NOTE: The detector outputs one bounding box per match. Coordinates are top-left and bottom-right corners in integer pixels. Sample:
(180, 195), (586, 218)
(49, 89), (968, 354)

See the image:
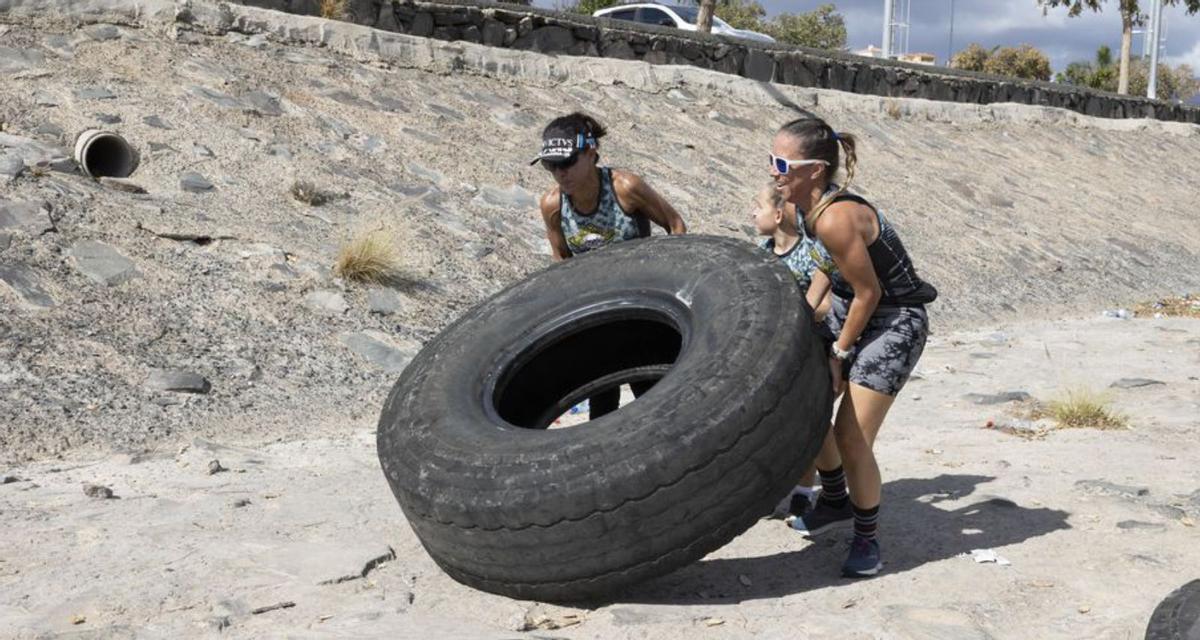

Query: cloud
(1166, 39), (1200, 69)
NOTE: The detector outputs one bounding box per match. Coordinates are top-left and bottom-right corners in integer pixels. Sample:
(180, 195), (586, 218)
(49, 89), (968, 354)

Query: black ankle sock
(817, 466), (848, 508)
(853, 503), (880, 540)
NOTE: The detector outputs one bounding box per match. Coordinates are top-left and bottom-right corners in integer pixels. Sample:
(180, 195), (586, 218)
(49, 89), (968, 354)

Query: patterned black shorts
(824, 296), (928, 397)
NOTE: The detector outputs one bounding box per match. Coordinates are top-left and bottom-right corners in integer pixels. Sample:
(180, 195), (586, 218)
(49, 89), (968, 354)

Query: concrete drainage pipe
(73, 130), (139, 178)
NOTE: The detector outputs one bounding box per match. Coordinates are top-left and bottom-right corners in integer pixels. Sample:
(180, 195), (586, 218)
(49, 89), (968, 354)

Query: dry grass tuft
(334, 227), (402, 285)
(319, 0), (348, 19)
(1043, 388), (1127, 430)
(885, 100), (903, 120)
(1133, 293), (1200, 318)
(290, 180), (329, 206)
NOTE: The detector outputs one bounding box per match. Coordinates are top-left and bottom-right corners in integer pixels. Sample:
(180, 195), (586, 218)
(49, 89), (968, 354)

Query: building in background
(854, 44), (885, 58)
(897, 52), (936, 65)
(853, 45), (935, 66)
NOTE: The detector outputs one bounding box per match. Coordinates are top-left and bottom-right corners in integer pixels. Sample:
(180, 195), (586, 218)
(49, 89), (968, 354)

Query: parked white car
(593, 3), (776, 44)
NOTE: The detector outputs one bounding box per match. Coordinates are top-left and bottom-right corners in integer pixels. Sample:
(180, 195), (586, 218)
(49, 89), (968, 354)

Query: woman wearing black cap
(534, 111), (687, 419)
(534, 112), (686, 260)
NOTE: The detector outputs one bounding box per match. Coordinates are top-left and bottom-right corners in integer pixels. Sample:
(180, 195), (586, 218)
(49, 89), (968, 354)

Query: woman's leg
(772, 428), (836, 519)
(833, 383), (895, 509)
(833, 306), (927, 576)
(833, 383), (896, 577)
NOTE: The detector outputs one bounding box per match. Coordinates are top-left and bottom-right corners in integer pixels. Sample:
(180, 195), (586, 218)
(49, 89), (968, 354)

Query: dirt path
(3, 314), (1197, 639)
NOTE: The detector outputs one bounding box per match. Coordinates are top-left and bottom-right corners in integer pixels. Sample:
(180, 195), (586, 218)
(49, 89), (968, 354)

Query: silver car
(593, 3), (776, 44)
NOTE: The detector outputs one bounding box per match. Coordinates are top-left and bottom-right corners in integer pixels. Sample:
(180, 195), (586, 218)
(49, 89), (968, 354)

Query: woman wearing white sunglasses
(770, 115), (937, 578)
(533, 111), (687, 419)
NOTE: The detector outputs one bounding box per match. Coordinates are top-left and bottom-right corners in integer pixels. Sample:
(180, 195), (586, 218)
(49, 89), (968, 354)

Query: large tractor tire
(377, 235), (832, 601)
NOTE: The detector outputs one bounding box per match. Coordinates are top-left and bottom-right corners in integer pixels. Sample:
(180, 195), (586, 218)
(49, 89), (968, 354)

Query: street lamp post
(947, 0), (955, 65)
(1148, 0), (1164, 99)
(882, 0), (894, 58)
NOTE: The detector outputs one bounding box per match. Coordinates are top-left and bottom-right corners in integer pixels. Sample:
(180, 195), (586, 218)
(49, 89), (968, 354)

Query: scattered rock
(0, 232), (10, 251)
(473, 184), (537, 210)
(83, 24), (122, 41)
(190, 85), (241, 108)
(83, 483), (114, 499)
(428, 103), (465, 121)
(0, 46), (46, 74)
(387, 182), (431, 198)
(367, 288), (404, 315)
(316, 116), (354, 140)
(232, 498), (251, 508)
(408, 162), (445, 187)
(706, 109), (756, 130)
(69, 240), (140, 286)
(2, 475), (18, 484)
(1117, 520), (1166, 531)
(146, 369), (212, 394)
(1075, 479), (1150, 500)
(0, 152), (23, 181)
(192, 143), (214, 158)
(35, 122), (63, 137)
(74, 86), (117, 100)
(1109, 378), (1165, 389)
(304, 290), (349, 314)
(94, 113), (122, 124)
(98, 177), (147, 194)
(236, 127), (262, 141)
(989, 417), (1050, 439)
(0, 263), (56, 308)
(324, 90), (375, 109)
(241, 33), (268, 49)
(369, 93), (407, 112)
(0, 132), (73, 171)
(180, 172), (215, 192)
(464, 242), (494, 259)
(0, 200), (53, 234)
(340, 331), (416, 373)
(207, 460), (226, 475)
(42, 35), (74, 58)
(964, 391), (1032, 405)
(142, 115), (173, 129)
(242, 89), (282, 116)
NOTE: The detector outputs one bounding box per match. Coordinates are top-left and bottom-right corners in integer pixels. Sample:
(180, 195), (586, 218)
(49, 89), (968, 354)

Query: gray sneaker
(841, 535), (883, 577)
(786, 499), (853, 537)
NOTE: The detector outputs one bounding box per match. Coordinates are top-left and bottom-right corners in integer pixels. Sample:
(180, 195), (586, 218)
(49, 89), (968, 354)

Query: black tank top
(800, 188), (937, 306)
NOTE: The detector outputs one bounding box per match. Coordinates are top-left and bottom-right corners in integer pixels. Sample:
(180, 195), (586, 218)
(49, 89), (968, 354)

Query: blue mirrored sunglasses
(769, 154), (829, 175)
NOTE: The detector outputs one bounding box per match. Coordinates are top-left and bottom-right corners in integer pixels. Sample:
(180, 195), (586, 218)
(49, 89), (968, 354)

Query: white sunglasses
(769, 154), (829, 175)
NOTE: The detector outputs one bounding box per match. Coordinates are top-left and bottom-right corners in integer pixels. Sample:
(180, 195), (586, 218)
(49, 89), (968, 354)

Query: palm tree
(697, 0), (716, 32)
(1038, 0), (1200, 95)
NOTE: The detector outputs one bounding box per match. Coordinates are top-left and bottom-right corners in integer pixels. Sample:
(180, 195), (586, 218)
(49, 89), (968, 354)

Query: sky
(785, 0), (1200, 75)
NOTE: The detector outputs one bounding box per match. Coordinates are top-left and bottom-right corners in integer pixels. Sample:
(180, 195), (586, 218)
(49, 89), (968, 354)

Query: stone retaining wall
(231, 0), (1200, 123)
